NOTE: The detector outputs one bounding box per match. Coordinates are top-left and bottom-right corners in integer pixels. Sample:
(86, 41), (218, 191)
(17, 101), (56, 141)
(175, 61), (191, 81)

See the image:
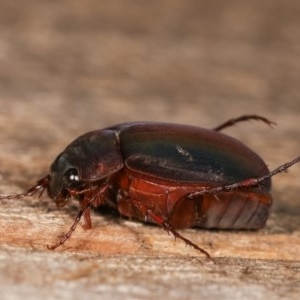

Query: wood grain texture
(0, 1), (299, 299)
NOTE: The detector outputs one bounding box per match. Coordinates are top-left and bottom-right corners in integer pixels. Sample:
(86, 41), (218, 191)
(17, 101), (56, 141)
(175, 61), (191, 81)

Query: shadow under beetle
(1, 115), (299, 260)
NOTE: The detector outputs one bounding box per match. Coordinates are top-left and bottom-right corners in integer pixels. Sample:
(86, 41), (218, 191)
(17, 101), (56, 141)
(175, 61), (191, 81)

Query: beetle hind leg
(129, 199), (214, 261)
(161, 220), (214, 262)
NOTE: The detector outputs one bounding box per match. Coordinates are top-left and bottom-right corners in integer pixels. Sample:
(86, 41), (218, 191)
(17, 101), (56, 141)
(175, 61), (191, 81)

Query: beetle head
(46, 129), (124, 206)
(0, 129), (124, 206)
(47, 153), (82, 206)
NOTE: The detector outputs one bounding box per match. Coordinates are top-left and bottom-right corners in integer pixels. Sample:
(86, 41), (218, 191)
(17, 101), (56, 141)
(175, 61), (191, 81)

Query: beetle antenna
(213, 115), (276, 131)
(0, 175), (50, 200)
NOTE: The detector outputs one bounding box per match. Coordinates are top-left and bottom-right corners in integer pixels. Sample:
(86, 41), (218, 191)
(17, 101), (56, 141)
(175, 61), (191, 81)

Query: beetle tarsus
(48, 201), (92, 250)
(48, 184), (110, 249)
(162, 221), (215, 262)
(0, 175), (49, 200)
(133, 202), (214, 261)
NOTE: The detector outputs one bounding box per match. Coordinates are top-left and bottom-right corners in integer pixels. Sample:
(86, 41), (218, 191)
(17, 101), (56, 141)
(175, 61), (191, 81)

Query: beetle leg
(213, 115), (276, 131)
(167, 196), (198, 229)
(129, 199), (214, 261)
(161, 220), (215, 262)
(82, 207), (92, 229)
(0, 175), (50, 200)
(47, 183), (109, 250)
(47, 200), (90, 250)
(190, 156), (300, 197)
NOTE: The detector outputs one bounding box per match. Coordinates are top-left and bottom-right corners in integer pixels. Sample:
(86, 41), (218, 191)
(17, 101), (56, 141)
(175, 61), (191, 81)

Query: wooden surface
(0, 1), (300, 299)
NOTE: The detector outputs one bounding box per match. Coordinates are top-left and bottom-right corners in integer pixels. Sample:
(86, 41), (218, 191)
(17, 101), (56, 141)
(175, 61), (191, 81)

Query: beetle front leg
(47, 201), (90, 250)
(47, 183), (110, 250)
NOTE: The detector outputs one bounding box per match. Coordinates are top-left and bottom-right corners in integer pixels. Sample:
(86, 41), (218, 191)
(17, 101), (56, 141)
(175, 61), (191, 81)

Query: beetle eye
(63, 168), (80, 187)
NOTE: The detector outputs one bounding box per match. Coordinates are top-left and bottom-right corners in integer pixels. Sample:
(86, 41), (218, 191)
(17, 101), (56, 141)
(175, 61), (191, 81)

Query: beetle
(1, 115), (299, 260)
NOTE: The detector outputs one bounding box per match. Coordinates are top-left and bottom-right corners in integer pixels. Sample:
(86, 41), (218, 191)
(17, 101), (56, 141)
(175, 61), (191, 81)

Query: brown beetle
(1, 115), (299, 260)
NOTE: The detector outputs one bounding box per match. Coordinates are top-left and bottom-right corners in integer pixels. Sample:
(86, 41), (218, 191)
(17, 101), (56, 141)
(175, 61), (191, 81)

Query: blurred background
(0, 1), (299, 299)
(0, 0), (299, 206)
